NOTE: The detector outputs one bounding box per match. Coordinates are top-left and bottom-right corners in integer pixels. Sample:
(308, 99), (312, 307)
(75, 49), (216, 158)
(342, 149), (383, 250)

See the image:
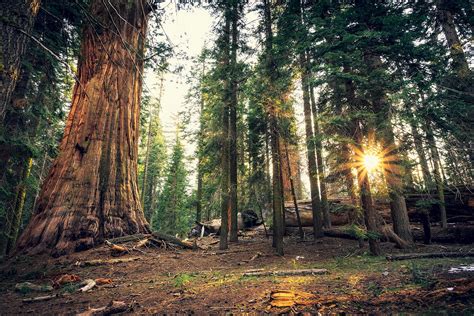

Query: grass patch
(61, 282), (82, 293)
(238, 275), (258, 283)
(406, 262), (437, 289)
(173, 273), (197, 288)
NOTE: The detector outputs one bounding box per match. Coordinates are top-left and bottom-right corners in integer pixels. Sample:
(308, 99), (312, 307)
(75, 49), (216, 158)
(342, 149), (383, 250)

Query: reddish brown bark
(16, 0), (151, 256)
(280, 139), (302, 201)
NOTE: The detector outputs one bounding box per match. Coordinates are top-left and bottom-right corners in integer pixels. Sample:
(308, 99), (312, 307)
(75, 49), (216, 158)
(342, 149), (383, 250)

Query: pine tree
(0, 0), (41, 122)
(151, 133), (190, 237)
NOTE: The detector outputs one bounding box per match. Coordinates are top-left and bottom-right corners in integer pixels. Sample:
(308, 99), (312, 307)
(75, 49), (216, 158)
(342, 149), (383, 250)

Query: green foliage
(138, 91), (168, 222)
(0, 0), (85, 253)
(151, 134), (192, 237)
(346, 224), (368, 240)
(367, 281), (383, 297)
(408, 262), (436, 289)
(173, 273), (197, 288)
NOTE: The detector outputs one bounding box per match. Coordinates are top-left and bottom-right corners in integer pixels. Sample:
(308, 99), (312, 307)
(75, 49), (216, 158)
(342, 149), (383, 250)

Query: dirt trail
(0, 232), (473, 314)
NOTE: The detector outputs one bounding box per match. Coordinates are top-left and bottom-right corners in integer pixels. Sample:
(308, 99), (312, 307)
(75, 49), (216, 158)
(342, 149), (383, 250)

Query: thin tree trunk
(0, 66), (31, 255)
(342, 144), (360, 224)
(358, 165), (381, 256)
(365, 54), (413, 244)
(16, 0), (151, 256)
(219, 2), (232, 251)
(0, 0), (40, 123)
(197, 59), (205, 223)
(309, 82), (330, 228)
(344, 69), (380, 255)
(1, 65), (51, 255)
(142, 74), (163, 222)
(436, 0), (474, 171)
(264, 132), (272, 205)
(409, 114), (433, 189)
(284, 142), (304, 239)
(229, 0), (239, 242)
(300, 61), (323, 238)
(5, 157), (32, 254)
(354, 126), (381, 256)
(425, 120), (447, 228)
(141, 111), (152, 208)
(436, 0), (472, 79)
(296, 1), (323, 238)
(263, 0), (283, 255)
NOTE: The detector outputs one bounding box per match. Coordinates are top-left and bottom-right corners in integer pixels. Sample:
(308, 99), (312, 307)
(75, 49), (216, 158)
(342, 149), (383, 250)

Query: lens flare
(363, 154), (380, 172)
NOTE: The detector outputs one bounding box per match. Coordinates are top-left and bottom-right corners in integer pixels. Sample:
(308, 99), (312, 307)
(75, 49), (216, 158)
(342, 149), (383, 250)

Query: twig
(242, 268), (328, 277)
(22, 294), (62, 303)
(386, 252), (474, 261)
(75, 257), (141, 267)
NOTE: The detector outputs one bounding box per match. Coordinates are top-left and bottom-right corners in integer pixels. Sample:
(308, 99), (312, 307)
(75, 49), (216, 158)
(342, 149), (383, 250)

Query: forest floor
(0, 227), (473, 315)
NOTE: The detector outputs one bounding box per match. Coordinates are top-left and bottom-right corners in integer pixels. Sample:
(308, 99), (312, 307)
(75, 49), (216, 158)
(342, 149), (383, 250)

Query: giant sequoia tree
(16, 0), (153, 255)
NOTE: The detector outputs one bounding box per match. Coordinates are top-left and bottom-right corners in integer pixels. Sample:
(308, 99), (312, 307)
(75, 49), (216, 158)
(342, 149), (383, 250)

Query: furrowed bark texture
(0, 0), (40, 123)
(16, 0), (151, 256)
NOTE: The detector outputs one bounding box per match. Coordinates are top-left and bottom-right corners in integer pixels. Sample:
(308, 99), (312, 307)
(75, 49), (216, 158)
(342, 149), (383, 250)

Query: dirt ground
(0, 228), (473, 315)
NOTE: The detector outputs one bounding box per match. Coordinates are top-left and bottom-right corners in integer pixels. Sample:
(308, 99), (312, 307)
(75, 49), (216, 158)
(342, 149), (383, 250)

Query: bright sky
(145, 4), (214, 139)
(143, 2), (310, 194)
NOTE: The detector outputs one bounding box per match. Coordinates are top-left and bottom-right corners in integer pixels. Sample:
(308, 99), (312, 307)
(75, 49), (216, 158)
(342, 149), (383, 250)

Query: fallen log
(323, 229), (358, 240)
(77, 300), (129, 316)
(151, 232), (196, 249)
(412, 225), (474, 244)
(238, 252), (263, 265)
(22, 294), (62, 303)
(75, 257), (141, 267)
(106, 234), (151, 244)
(105, 240), (129, 255)
(386, 252), (474, 261)
(242, 268), (328, 277)
(323, 225), (410, 249)
(78, 279), (96, 292)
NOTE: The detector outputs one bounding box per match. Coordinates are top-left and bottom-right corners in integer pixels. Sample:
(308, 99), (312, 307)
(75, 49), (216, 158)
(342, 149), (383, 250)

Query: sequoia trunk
(16, 0), (151, 256)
